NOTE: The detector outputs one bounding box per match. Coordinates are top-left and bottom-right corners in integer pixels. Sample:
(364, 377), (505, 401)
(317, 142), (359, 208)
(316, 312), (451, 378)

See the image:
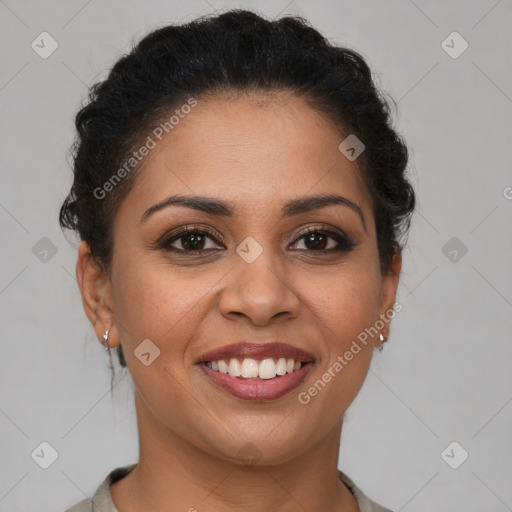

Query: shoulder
(63, 478), (112, 512)
(64, 497), (93, 512)
(64, 463), (137, 512)
(338, 470), (395, 512)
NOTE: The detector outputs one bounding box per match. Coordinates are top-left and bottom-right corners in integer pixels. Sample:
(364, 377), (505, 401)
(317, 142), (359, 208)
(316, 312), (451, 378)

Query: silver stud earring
(102, 329), (110, 351)
(378, 333), (387, 352)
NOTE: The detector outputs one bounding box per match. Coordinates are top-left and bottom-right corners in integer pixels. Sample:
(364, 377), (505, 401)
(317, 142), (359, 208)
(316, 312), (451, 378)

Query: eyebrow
(140, 193), (366, 231)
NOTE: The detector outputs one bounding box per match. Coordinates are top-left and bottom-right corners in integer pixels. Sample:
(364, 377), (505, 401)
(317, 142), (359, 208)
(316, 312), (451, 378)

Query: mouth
(196, 342), (315, 401)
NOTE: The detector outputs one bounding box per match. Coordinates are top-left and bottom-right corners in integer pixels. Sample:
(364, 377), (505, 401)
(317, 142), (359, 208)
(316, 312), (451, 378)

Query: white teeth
(206, 357), (305, 379)
(218, 360), (229, 374)
(228, 358), (241, 377)
(276, 357), (287, 375)
(259, 358), (277, 379)
(241, 358), (259, 378)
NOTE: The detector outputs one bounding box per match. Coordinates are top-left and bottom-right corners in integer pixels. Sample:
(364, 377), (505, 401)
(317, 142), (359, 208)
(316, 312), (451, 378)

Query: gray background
(1, 0), (511, 510)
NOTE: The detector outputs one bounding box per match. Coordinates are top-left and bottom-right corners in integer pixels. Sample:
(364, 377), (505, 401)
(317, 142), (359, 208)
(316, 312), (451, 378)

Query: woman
(61, 9), (414, 512)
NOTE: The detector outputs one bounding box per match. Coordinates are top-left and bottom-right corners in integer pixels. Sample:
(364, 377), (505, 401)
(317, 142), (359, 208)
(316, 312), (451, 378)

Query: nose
(218, 250), (301, 326)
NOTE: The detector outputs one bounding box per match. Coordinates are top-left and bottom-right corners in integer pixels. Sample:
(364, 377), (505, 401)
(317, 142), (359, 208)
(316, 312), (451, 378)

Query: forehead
(119, 91), (372, 222)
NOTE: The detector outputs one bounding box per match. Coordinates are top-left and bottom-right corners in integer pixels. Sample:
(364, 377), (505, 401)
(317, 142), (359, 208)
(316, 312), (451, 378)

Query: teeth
(241, 358), (259, 378)
(276, 357), (287, 375)
(218, 360), (229, 374)
(259, 358), (277, 379)
(206, 357), (305, 379)
(228, 358), (241, 377)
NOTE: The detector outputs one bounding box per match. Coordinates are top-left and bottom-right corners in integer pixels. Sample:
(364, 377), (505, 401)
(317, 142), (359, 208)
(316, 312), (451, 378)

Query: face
(78, 91), (401, 465)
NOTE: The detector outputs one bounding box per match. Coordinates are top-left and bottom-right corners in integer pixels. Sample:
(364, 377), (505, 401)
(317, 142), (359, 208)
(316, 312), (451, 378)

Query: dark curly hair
(59, 9), (415, 369)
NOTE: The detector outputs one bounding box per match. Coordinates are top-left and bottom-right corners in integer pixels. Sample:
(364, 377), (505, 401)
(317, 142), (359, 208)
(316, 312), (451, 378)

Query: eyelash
(156, 224), (357, 256)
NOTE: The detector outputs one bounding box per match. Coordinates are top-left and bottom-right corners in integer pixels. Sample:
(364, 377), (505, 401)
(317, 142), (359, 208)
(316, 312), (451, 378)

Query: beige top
(65, 463), (393, 512)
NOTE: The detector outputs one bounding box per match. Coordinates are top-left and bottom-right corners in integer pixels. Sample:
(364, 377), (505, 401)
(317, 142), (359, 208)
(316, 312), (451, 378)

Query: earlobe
(378, 247), (402, 340)
(76, 241), (117, 345)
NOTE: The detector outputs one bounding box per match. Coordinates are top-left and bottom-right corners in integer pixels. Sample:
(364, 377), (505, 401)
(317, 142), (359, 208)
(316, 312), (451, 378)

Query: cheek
(109, 254), (226, 446)
(111, 262), (200, 346)
(110, 248), (226, 371)
(296, 284), (378, 426)
(302, 256), (382, 343)
(109, 260), (198, 408)
(296, 255), (381, 400)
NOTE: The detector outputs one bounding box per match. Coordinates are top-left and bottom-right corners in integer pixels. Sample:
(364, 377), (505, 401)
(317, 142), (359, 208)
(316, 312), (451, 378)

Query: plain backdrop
(1, 1), (511, 511)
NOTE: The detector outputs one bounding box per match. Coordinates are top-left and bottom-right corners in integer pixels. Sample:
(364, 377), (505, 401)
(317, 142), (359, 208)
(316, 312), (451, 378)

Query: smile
(205, 357), (303, 379)
(197, 342), (315, 401)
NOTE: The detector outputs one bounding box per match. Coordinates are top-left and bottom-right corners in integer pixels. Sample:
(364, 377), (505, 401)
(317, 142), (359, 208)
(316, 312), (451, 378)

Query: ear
(76, 240), (119, 348)
(377, 246), (402, 342)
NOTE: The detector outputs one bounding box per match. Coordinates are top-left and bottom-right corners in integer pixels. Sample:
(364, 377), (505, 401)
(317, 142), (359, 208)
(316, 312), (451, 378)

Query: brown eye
(159, 227), (224, 253)
(174, 232), (208, 251)
(290, 227), (356, 253)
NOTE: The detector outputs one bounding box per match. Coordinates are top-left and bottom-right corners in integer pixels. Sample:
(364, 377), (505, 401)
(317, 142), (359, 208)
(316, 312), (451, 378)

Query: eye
(159, 226), (224, 253)
(289, 226), (356, 253)
(156, 224), (357, 255)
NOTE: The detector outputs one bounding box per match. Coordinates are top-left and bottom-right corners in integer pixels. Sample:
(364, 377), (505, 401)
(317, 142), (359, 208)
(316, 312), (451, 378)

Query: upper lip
(197, 342), (315, 363)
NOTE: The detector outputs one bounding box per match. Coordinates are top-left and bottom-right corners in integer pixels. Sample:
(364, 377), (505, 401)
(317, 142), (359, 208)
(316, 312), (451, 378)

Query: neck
(110, 392), (360, 512)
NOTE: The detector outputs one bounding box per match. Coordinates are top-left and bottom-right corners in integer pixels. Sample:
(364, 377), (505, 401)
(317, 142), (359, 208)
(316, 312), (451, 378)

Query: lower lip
(198, 362), (314, 401)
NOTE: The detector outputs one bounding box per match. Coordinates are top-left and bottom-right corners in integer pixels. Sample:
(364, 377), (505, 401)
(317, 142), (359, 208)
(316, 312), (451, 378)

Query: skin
(77, 90), (402, 511)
